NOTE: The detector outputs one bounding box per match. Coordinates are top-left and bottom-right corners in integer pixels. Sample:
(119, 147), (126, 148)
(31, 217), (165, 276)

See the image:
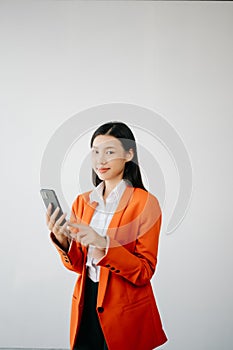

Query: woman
(46, 121), (168, 350)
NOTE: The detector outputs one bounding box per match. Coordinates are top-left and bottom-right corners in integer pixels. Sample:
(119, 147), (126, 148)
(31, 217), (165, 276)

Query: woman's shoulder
(125, 187), (161, 214)
(133, 187), (160, 203)
(72, 190), (92, 205)
(132, 188), (162, 224)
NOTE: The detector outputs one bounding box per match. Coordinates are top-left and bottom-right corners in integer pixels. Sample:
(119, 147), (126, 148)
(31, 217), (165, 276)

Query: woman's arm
(96, 193), (162, 286)
(50, 232), (84, 274)
(49, 195), (85, 274)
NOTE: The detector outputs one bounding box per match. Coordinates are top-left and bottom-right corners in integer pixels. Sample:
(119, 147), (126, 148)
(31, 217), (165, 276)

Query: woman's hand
(46, 203), (71, 251)
(67, 222), (107, 249)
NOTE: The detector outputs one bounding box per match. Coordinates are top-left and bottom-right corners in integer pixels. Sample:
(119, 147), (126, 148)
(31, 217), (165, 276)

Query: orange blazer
(51, 185), (168, 350)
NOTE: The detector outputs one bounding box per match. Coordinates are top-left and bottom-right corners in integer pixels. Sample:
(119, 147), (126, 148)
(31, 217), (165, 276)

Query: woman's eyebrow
(92, 146), (116, 149)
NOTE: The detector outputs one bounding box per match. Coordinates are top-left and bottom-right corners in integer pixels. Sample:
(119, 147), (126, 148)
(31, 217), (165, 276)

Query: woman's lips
(98, 168), (110, 173)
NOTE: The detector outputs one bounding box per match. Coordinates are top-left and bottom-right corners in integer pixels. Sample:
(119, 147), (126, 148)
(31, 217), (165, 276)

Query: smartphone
(40, 188), (66, 226)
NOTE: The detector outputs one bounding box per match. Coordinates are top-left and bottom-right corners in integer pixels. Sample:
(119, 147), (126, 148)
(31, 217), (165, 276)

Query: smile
(98, 168), (110, 173)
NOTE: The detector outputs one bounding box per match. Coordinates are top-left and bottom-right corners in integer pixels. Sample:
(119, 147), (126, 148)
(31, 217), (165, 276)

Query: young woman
(46, 121), (168, 350)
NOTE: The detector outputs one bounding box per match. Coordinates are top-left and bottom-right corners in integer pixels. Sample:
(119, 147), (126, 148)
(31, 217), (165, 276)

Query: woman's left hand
(67, 222), (107, 249)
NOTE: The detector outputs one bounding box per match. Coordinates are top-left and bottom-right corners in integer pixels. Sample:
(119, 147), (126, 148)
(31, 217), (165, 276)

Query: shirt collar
(89, 179), (128, 204)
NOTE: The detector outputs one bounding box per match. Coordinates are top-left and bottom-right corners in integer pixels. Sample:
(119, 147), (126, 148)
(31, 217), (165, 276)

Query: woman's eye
(92, 149), (114, 155)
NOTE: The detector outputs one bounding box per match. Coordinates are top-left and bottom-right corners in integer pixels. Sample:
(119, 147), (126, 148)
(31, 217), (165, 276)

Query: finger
(68, 223), (88, 230)
(49, 207), (60, 225)
(46, 203), (52, 224)
(46, 203), (52, 215)
(63, 227), (73, 237)
(77, 235), (87, 246)
(47, 223), (53, 231)
(68, 226), (79, 234)
(57, 224), (70, 237)
(66, 222), (81, 234)
(61, 221), (72, 236)
(56, 212), (67, 226)
(76, 233), (91, 247)
(49, 212), (64, 233)
(76, 232), (87, 241)
(69, 232), (77, 240)
(61, 219), (69, 229)
(48, 221), (57, 231)
(53, 222), (67, 236)
(74, 232), (82, 243)
(80, 236), (90, 247)
(67, 222), (79, 228)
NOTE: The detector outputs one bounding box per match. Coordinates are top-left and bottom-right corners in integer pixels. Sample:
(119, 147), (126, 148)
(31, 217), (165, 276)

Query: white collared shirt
(87, 179), (127, 282)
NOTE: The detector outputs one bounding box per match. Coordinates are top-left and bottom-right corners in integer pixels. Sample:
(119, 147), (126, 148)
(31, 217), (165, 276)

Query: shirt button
(97, 307), (104, 313)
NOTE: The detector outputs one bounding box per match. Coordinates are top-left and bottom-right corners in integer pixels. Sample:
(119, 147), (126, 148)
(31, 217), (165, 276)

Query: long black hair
(90, 121), (147, 191)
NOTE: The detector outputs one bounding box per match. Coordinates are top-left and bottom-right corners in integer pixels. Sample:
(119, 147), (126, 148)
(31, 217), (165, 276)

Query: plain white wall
(0, 1), (233, 349)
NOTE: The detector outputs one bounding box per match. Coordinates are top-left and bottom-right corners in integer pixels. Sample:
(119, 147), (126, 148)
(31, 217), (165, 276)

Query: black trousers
(74, 276), (108, 350)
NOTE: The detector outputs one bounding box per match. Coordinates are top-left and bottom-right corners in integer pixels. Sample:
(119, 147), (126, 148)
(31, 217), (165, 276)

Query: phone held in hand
(40, 188), (67, 226)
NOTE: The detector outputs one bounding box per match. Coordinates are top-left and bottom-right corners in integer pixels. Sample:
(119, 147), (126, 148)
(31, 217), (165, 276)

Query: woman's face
(91, 135), (133, 183)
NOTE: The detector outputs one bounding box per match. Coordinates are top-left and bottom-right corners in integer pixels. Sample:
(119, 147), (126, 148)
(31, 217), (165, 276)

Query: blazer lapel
(107, 185), (134, 238)
(82, 197), (98, 224)
(97, 185), (134, 307)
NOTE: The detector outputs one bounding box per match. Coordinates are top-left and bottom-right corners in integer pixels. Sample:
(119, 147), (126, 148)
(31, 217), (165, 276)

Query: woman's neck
(103, 179), (123, 199)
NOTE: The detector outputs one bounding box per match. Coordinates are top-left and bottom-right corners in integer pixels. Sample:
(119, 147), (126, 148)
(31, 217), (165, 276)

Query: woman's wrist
(56, 234), (69, 252)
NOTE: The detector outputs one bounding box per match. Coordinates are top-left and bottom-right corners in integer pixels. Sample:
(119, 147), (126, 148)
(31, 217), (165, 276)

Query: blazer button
(97, 307), (104, 313)
(110, 267), (115, 271)
(105, 264), (111, 268)
(115, 269), (120, 273)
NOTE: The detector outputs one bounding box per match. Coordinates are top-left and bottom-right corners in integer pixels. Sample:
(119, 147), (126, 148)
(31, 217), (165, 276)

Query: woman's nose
(99, 157), (107, 164)
(96, 153), (107, 164)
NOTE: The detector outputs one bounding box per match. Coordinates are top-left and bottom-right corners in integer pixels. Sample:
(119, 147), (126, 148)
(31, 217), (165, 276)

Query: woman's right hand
(46, 203), (70, 251)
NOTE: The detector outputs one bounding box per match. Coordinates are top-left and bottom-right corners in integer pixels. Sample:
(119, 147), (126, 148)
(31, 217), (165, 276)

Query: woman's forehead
(92, 135), (122, 148)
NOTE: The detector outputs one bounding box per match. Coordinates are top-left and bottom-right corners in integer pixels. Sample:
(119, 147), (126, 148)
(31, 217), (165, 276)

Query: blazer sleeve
(96, 192), (162, 286)
(50, 195), (84, 274)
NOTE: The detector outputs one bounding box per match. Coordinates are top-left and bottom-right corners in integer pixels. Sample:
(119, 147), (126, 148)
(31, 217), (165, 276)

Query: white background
(0, 1), (233, 349)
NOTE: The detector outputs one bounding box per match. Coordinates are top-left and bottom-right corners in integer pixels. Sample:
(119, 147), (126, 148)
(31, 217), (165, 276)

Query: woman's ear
(125, 148), (134, 162)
